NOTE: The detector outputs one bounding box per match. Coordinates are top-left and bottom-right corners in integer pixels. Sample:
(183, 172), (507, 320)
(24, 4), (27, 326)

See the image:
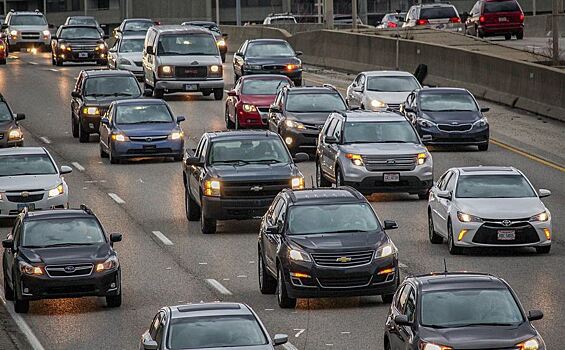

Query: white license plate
(498, 17), (508, 22)
(184, 84), (198, 91)
(497, 230), (515, 240)
(383, 173), (400, 182)
(17, 203), (35, 211)
(78, 52), (88, 58)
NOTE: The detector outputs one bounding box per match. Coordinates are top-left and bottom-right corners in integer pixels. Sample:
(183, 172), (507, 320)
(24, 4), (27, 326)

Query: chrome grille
(45, 263), (94, 278)
(437, 123), (472, 132)
(128, 135), (168, 142)
(301, 122), (323, 131)
(362, 155), (416, 172)
(311, 250), (374, 267)
(262, 64), (285, 70)
(6, 193), (44, 203)
(73, 44), (98, 51)
(387, 103), (401, 110)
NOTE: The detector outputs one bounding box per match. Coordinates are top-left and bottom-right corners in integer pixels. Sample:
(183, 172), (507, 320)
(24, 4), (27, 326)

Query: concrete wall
(525, 14), (565, 37)
(220, 25), (290, 51)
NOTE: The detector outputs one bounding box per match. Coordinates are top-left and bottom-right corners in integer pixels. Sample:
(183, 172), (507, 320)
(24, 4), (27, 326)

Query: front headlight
(60, 44), (68, 50)
(216, 39), (226, 47)
(170, 131), (184, 140)
(96, 255), (119, 272)
(10, 30), (18, 37)
(48, 184), (64, 198)
(417, 118), (435, 128)
(457, 211), (483, 223)
(529, 211), (549, 222)
(285, 63), (301, 71)
(417, 152), (427, 165)
(375, 242), (397, 258)
(291, 177), (304, 190)
(42, 30), (50, 36)
(242, 104), (257, 113)
(82, 106), (100, 115)
(517, 337), (541, 350)
(111, 133), (127, 142)
(19, 261), (43, 276)
(345, 153), (364, 166)
(473, 117), (488, 127)
(285, 120), (305, 129)
(118, 57), (132, 66)
(204, 179), (221, 196)
(370, 99), (387, 109)
(8, 128), (23, 141)
(159, 65), (174, 77)
(209, 65), (222, 76)
(289, 248), (311, 262)
(97, 43), (106, 50)
(420, 342), (452, 350)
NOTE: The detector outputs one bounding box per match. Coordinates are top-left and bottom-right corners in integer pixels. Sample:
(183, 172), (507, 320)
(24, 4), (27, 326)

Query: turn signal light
(458, 229), (468, 241)
(377, 267), (395, 275)
(479, 16), (486, 23)
(449, 17), (461, 23)
(417, 19), (429, 25)
(543, 228), (551, 240)
(290, 272), (311, 279)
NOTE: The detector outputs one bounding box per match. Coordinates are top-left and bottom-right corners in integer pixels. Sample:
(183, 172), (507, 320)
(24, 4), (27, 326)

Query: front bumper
(201, 195), (275, 220)
(8, 36), (50, 48)
(236, 107), (269, 128)
(419, 125), (489, 146)
(0, 193), (67, 218)
(155, 78), (224, 92)
(80, 114), (102, 134)
(57, 50), (107, 62)
(113, 138), (184, 158)
(0, 132), (24, 147)
(280, 126), (320, 153)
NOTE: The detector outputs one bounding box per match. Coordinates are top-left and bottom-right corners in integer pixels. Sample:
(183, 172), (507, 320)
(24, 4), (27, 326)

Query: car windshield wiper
(323, 229), (370, 234)
(448, 322), (516, 328)
(376, 140), (409, 143)
(248, 159), (286, 164)
(86, 93), (135, 97)
(23, 243), (97, 248)
(123, 120), (171, 124)
(0, 172), (52, 177)
(213, 160), (251, 165)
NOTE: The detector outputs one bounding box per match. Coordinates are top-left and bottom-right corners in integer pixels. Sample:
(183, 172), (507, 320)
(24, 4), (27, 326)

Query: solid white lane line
(0, 291), (46, 350)
(71, 162), (85, 172)
(152, 231), (173, 246)
(107, 193), (125, 204)
(49, 68), (58, 72)
(39, 137), (51, 144)
(29, 62), (38, 65)
(283, 342), (299, 350)
(205, 279), (233, 295)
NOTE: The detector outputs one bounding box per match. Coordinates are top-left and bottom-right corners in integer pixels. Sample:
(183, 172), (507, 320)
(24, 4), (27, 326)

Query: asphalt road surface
(0, 52), (564, 350)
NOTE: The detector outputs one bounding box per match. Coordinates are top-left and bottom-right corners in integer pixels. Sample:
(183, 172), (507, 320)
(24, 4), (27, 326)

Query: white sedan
(427, 166), (552, 254)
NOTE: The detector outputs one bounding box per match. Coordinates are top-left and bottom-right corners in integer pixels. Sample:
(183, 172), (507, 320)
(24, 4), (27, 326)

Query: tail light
(449, 17), (461, 23)
(417, 19), (429, 25)
(388, 22), (398, 28)
(519, 13), (525, 22)
(479, 15), (486, 23)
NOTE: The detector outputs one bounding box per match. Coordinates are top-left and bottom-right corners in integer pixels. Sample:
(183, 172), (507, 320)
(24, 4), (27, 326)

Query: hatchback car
(403, 3), (463, 32)
(181, 21), (228, 62)
(108, 34), (145, 80)
(465, 0), (524, 39)
(2, 206), (122, 313)
(0, 93), (25, 147)
(99, 99), (185, 164)
(0, 147), (71, 219)
(384, 272), (546, 350)
(51, 25), (108, 66)
(258, 187), (399, 308)
(428, 166), (552, 254)
(113, 18), (154, 38)
(225, 74), (292, 129)
(139, 303), (288, 350)
(403, 88), (490, 151)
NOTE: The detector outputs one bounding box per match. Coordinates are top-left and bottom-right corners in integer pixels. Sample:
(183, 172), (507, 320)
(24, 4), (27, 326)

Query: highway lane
(0, 52), (564, 349)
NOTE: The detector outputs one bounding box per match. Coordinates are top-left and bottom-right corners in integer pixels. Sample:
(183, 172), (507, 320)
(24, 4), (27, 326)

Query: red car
(225, 75), (293, 129)
(465, 0), (524, 40)
(0, 36), (7, 65)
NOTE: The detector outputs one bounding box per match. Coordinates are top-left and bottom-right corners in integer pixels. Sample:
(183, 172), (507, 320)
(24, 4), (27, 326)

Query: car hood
(208, 163), (296, 181)
(0, 120), (16, 131)
(83, 94), (141, 108)
(19, 243), (112, 265)
(420, 323), (536, 349)
(422, 110), (481, 123)
(364, 90), (411, 105)
(59, 38), (103, 44)
(244, 56), (301, 66)
(240, 94), (277, 107)
(455, 198), (545, 219)
(289, 231), (387, 252)
(117, 122), (177, 137)
(339, 142), (426, 156)
(0, 174), (61, 192)
(118, 51), (143, 62)
(9, 25), (49, 31)
(158, 55), (221, 65)
(286, 111), (331, 125)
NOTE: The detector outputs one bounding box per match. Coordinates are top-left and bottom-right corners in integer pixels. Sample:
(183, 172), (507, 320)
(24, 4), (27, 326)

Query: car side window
(149, 314), (160, 339)
(154, 320), (164, 348)
(269, 198), (285, 225)
(12, 219), (22, 246)
(438, 172), (452, 190)
(325, 118), (338, 137)
(436, 172), (448, 190)
(275, 199), (287, 226)
(358, 74), (366, 87)
(268, 198), (281, 223)
(332, 120), (343, 140)
(398, 284), (412, 313)
(404, 289), (417, 321)
(394, 285), (406, 311)
(445, 172), (457, 193)
(74, 74), (83, 94)
(200, 138), (209, 161)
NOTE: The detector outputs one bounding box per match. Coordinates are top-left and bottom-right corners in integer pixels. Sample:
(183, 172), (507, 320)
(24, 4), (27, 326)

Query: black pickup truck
(183, 130), (308, 234)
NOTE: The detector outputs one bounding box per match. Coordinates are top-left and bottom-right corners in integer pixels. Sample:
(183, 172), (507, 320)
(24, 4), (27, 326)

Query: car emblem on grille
(145, 137), (153, 142)
(250, 185), (263, 192)
(64, 266), (76, 273)
(336, 257), (352, 263)
(190, 61), (199, 65)
(386, 159), (396, 164)
(502, 220), (512, 226)
(21, 191), (30, 197)
(451, 121), (459, 125)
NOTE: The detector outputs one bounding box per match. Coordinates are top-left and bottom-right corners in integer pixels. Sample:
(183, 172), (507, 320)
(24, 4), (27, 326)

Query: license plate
(184, 84), (198, 91)
(383, 173), (400, 182)
(498, 17), (508, 22)
(497, 230), (515, 240)
(78, 52), (88, 58)
(17, 203), (35, 211)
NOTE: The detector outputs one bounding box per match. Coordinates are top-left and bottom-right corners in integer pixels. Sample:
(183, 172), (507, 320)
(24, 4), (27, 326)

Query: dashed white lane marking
(152, 231), (173, 246)
(340, 331), (351, 335)
(205, 279), (233, 295)
(283, 342), (299, 350)
(108, 193), (125, 204)
(0, 291), (46, 350)
(236, 275), (247, 278)
(39, 136), (51, 144)
(399, 262), (408, 269)
(198, 262), (208, 265)
(29, 61), (38, 65)
(71, 162), (85, 172)
(294, 329), (306, 338)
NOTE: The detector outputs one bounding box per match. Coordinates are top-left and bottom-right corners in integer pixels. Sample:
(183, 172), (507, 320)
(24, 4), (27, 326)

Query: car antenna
(443, 258), (448, 275)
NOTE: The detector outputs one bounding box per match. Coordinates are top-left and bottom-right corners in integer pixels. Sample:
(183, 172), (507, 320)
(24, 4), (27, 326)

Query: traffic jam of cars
(0, 4), (556, 350)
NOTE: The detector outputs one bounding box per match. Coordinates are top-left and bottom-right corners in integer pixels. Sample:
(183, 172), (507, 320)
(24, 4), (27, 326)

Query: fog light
(543, 228), (551, 240)
(285, 137), (293, 145)
(110, 282), (116, 288)
(30, 48), (38, 54)
(290, 272), (311, 279)
(23, 288), (29, 293)
(458, 229), (468, 241)
(377, 267), (395, 275)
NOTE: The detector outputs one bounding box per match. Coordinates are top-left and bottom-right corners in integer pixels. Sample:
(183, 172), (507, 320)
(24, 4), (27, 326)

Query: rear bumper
(201, 195), (275, 220)
(244, 69), (302, 82)
(155, 78), (224, 92)
(480, 23), (523, 35)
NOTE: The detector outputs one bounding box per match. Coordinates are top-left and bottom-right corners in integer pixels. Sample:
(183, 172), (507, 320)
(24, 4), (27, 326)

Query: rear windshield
(484, 1), (521, 13)
(10, 15), (47, 26)
(420, 7), (458, 19)
(158, 33), (218, 56)
(0, 103), (13, 122)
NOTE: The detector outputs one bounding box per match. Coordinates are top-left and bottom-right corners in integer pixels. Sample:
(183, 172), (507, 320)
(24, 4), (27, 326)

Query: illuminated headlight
(242, 104), (257, 112)
(286, 63), (301, 71)
(289, 248), (311, 262)
(345, 153), (364, 166)
(209, 64), (222, 76)
(285, 120), (305, 129)
(82, 106), (100, 115)
(97, 43), (106, 50)
(417, 118), (434, 128)
(170, 131), (184, 140)
(457, 211), (483, 223)
(370, 99), (387, 109)
(96, 255), (119, 272)
(417, 152), (427, 165)
(517, 338), (540, 350)
(48, 184), (64, 198)
(8, 128), (23, 141)
(375, 242), (397, 258)
(529, 211), (549, 222)
(10, 30), (18, 37)
(42, 30), (50, 36)
(216, 39), (226, 47)
(291, 177), (305, 190)
(474, 117), (488, 127)
(420, 342), (452, 350)
(60, 44), (68, 50)
(111, 133), (127, 142)
(204, 179), (221, 196)
(19, 261), (43, 276)
(159, 65), (174, 77)
(118, 58), (132, 66)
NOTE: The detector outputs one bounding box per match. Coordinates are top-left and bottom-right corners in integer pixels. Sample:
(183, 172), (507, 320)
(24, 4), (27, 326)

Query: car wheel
(185, 187), (200, 221)
(55, 56), (63, 66)
(202, 89), (212, 97)
(235, 114), (240, 130)
(335, 167), (344, 187)
(418, 189), (430, 200)
(109, 144), (122, 164)
(277, 265), (296, 309)
(428, 209), (443, 244)
(51, 54), (56, 65)
(504, 33), (512, 40)
(99, 142), (108, 158)
(258, 252), (277, 294)
(3, 274), (14, 301)
(293, 78), (302, 87)
(213, 89), (224, 101)
(71, 114), (79, 138)
(536, 245), (551, 254)
(478, 143), (489, 151)
(221, 53), (226, 63)
(381, 293), (394, 303)
(447, 221), (463, 255)
(153, 88), (164, 99)
(200, 199), (217, 234)
(14, 275), (29, 315)
(225, 106), (235, 129)
(106, 292), (122, 308)
(516, 31), (524, 40)
(173, 154), (183, 162)
(316, 160), (331, 187)
(78, 122), (90, 143)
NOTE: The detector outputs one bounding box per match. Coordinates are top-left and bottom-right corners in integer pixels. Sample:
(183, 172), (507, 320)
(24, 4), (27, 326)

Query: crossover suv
(51, 25), (108, 66)
(465, 0), (524, 39)
(268, 85), (348, 154)
(181, 21), (228, 62)
(2, 206), (122, 313)
(139, 303), (288, 350)
(71, 69), (143, 143)
(428, 166), (552, 254)
(384, 272), (546, 350)
(225, 74), (293, 129)
(183, 131), (308, 234)
(346, 71), (422, 111)
(0, 147), (71, 218)
(64, 16), (105, 36)
(143, 25), (224, 99)
(1, 10), (51, 51)
(263, 13), (297, 25)
(233, 39), (303, 86)
(403, 3), (463, 32)
(99, 99), (185, 163)
(0, 93), (25, 147)
(258, 187), (399, 308)
(403, 88), (490, 151)
(108, 34), (145, 80)
(316, 110), (433, 199)
(113, 18), (154, 38)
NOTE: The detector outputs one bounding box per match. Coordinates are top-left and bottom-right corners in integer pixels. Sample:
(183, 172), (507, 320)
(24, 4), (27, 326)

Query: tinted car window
(84, 76), (141, 97)
(167, 315), (268, 349)
(456, 174), (536, 198)
(420, 7), (458, 19)
(115, 104), (173, 124)
(286, 93), (346, 113)
(269, 18), (297, 24)
(242, 79), (290, 95)
(119, 38), (145, 53)
(484, 0), (520, 13)
(209, 139), (290, 164)
(366, 76), (421, 92)
(22, 218), (106, 247)
(0, 103), (12, 122)
(11, 15), (46, 25)
(68, 18), (97, 26)
(158, 34), (217, 56)
(60, 27), (101, 39)
(420, 92), (478, 112)
(343, 121), (420, 144)
(287, 203), (380, 235)
(0, 154), (57, 176)
(124, 21), (153, 31)
(246, 42), (294, 57)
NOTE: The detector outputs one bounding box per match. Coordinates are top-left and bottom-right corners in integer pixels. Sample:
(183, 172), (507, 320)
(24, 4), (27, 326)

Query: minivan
(465, 0), (524, 39)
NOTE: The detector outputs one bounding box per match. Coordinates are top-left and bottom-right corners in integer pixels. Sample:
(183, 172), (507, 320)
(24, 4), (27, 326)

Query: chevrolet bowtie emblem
(250, 185), (263, 192)
(336, 256), (352, 263)
(21, 191), (30, 197)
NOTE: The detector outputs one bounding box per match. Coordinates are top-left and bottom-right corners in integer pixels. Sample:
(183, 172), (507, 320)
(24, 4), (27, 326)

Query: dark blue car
(99, 99), (185, 164)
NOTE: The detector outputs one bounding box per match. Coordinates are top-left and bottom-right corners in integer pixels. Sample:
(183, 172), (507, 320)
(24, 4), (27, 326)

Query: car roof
(112, 99), (166, 106)
(419, 3), (456, 7)
(418, 87), (469, 94)
(363, 70), (416, 77)
(123, 18), (153, 22)
(455, 166), (521, 176)
(23, 209), (95, 221)
(287, 86), (338, 94)
(67, 16), (96, 19)
(9, 11), (44, 15)
(248, 38), (289, 44)
(408, 272), (508, 292)
(153, 25), (210, 34)
(286, 187), (365, 205)
(0, 147), (46, 156)
(60, 24), (100, 29)
(83, 69), (135, 77)
(183, 21), (217, 25)
(169, 303), (253, 319)
(338, 110), (408, 122)
(206, 130), (280, 141)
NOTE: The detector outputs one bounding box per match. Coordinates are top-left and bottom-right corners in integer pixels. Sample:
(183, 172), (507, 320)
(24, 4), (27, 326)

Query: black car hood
(0, 120), (16, 131)
(244, 56), (301, 66)
(19, 243), (112, 265)
(421, 110), (481, 123)
(83, 95), (140, 108)
(59, 38), (103, 44)
(420, 323), (537, 349)
(208, 163), (296, 181)
(285, 111), (332, 125)
(289, 231), (387, 252)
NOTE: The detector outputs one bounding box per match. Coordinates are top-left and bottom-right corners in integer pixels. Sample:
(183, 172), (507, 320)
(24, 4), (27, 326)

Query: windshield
(241, 78), (290, 95)
(246, 42), (295, 57)
(11, 15), (47, 26)
(367, 76), (420, 92)
(167, 315), (267, 349)
(119, 38), (144, 53)
(84, 76), (141, 97)
(456, 174), (536, 198)
(288, 203), (380, 235)
(420, 7), (458, 19)
(344, 121), (420, 144)
(115, 104), (173, 124)
(0, 103), (13, 122)
(158, 34), (218, 56)
(484, 1), (521, 13)
(286, 93), (347, 113)
(22, 218), (105, 248)
(60, 27), (101, 39)
(68, 18), (97, 26)
(420, 92), (478, 112)
(124, 20), (153, 31)
(421, 288), (524, 328)
(270, 18), (297, 24)
(0, 154), (57, 177)
(209, 139), (290, 165)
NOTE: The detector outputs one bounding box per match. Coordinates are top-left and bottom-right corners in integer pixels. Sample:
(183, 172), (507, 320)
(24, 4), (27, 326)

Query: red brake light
(388, 22), (398, 28)
(449, 17), (461, 23)
(417, 19), (429, 25)
(479, 15), (486, 23)
(519, 13), (525, 21)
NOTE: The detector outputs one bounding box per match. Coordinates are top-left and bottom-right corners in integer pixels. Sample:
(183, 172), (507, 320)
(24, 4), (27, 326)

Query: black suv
(51, 25), (108, 66)
(71, 69), (144, 143)
(268, 85), (348, 155)
(2, 206), (122, 313)
(258, 187), (399, 308)
(384, 272), (546, 350)
(0, 93), (25, 147)
(183, 130), (308, 234)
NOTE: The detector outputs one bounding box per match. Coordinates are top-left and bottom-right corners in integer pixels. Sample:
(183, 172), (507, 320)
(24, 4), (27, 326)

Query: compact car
(108, 34), (145, 80)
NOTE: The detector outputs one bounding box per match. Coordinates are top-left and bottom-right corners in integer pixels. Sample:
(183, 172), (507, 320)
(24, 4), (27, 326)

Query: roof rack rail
(322, 83), (338, 92)
(80, 204), (94, 215)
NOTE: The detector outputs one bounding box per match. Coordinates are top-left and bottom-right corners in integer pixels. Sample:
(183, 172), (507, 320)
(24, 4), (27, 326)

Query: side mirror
(176, 116), (186, 123)
(538, 189), (551, 198)
(325, 136), (338, 144)
(143, 89), (152, 97)
(142, 339), (158, 350)
(110, 233), (123, 243)
(273, 334), (288, 346)
(269, 104), (281, 113)
(15, 113), (26, 121)
(100, 117), (110, 125)
(146, 46), (154, 55)
(51, 35), (57, 40)
(384, 220), (398, 230)
(227, 89), (237, 97)
(421, 134), (432, 143)
(185, 157), (204, 167)
(394, 314), (411, 326)
(60, 165), (73, 174)
(437, 190), (451, 200)
(71, 91), (81, 98)
(480, 107), (490, 113)
(1, 24), (8, 30)
(295, 50), (303, 56)
(527, 310), (543, 321)
(265, 225), (280, 235)
(2, 239), (14, 249)
(293, 152), (309, 163)
(234, 52), (243, 58)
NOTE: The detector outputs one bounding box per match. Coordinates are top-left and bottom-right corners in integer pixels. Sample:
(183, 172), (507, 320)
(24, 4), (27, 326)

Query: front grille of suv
(221, 179), (290, 198)
(311, 250), (374, 267)
(21, 32), (40, 40)
(174, 66), (207, 79)
(45, 263), (94, 278)
(362, 155), (416, 171)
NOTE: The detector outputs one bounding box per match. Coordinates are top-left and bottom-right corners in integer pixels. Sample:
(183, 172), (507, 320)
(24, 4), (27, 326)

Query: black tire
(447, 221), (463, 255)
(478, 143), (489, 151)
(477, 28), (484, 38)
(71, 114), (79, 138)
(202, 89), (212, 97)
(428, 210), (443, 244)
(173, 154), (183, 162)
(516, 31), (524, 40)
(418, 189), (430, 200)
(185, 186), (200, 221)
(381, 293), (394, 303)
(153, 88), (164, 99)
(78, 123), (90, 143)
(213, 89), (224, 101)
(14, 296), (29, 314)
(536, 245), (551, 254)
(221, 53), (226, 63)
(0, 58), (5, 65)
(56, 57), (63, 66)
(235, 114), (240, 130)
(258, 252), (277, 294)
(99, 143), (108, 158)
(106, 293), (122, 308)
(3, 275), (14, 301)
(504, 33), (512, 40)
(109, 144), (122, 164)
(225, 107), (235, 129)
(51, 54), (56, 65)
(200, 199), (217, 234)
(277, 265), (296, 309)
(293, 78), (302, 87)
(316, 160), (331, 187)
